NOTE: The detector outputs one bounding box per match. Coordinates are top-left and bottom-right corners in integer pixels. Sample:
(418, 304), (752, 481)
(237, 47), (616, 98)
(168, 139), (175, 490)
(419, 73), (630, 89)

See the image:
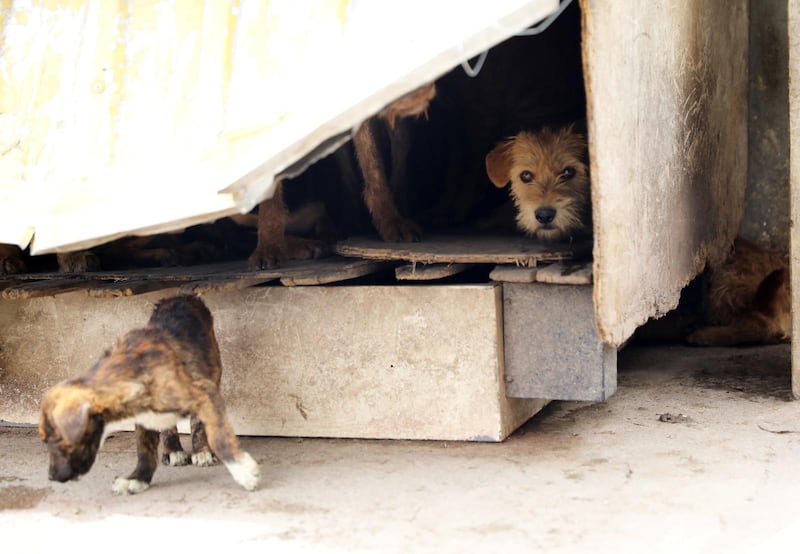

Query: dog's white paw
(164, 451), (190, 466)
(111, 477), (150, 495)
(191, 450), (217, 467)
(224, 452), (260, 491)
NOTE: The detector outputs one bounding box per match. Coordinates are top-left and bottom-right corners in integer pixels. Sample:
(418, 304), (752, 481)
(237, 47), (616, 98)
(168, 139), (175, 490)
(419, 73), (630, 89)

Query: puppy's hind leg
(112, 425), (159, 495)
(194, 387), (260, 491)
(189, 415), (218, 467)
(160, 427), (190, 466)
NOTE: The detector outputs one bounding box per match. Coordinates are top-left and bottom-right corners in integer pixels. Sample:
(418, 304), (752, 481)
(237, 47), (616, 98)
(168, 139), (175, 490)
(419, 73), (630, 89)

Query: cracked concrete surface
(2, 344), (799, 553)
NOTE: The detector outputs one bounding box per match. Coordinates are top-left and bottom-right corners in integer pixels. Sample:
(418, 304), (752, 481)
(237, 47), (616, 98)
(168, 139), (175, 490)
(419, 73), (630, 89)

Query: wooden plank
(180, 276), (278, 295)
(395, 263), (469, 281)
(7, 260), (250, 282)
(2, 279), (87, 300)
(87, 279), (178, 298)
(280, 259), (391, 286)
(790, 0), (800, 398)
(489, 265), (538, 283)
(0, 279), (23, 293)
(536, 261), (593, 285)
(584, 1), (747, 345)
(336, 234), (589, 266)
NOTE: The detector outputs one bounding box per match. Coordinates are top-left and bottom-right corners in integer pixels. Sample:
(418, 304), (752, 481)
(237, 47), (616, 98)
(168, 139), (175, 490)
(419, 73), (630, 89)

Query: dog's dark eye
(520, 170), (534, 183)
(561, 167), (576, 180)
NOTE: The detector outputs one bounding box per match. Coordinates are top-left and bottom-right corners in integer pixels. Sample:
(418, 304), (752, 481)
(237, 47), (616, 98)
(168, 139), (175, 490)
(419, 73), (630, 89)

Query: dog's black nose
(49, 464), (74, 483)
(535, 207), (556, 225)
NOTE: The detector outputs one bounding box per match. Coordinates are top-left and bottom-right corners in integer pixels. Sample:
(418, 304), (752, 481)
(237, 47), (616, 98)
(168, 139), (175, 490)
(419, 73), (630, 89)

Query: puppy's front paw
(162, 450), (190, 467)
(191, 449), (218, 467)
(224, 452), (260, 491)
(111, 477), (150, 495)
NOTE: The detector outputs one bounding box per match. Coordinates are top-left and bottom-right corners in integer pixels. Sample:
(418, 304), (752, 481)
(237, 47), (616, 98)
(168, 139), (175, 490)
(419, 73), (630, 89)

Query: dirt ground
(2, 344), (799, 553)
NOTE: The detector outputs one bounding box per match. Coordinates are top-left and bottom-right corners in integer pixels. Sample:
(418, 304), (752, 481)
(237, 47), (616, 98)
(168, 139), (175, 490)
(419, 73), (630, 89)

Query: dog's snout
(49, 463), (75, 483)
(535, 207), (556, 225)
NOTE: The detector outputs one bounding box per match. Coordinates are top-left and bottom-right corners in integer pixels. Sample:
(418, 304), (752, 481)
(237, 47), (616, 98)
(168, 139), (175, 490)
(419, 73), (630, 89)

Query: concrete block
(0, 286), (546, 442)
(503, 283), (616, 401)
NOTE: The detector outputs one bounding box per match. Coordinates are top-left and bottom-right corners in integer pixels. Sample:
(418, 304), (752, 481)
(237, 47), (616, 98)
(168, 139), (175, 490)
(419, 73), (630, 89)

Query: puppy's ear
(486, 140), (514, 188)
(52, 398), (92, 444)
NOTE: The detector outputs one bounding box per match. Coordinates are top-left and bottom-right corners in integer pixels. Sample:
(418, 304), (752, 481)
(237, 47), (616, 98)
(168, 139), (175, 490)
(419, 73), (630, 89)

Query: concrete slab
(1, 344), (798, 553)
(503, 283), (616, 401)
(0, 286), (545, 441)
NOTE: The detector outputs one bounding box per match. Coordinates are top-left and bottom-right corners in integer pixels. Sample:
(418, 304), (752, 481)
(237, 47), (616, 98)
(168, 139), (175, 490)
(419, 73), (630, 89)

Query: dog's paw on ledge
(111, 477), (150, 495)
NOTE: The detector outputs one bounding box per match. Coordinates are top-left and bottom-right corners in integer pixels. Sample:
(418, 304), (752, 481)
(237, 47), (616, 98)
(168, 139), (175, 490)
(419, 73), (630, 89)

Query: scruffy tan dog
(688, 238), (790, 346)
(485, 126), (591, 241)
(39, 295), (260, 494)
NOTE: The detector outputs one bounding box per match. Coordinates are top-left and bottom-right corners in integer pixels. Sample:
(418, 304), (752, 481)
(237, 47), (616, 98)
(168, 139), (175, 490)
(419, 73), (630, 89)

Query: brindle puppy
(39, 295), (260, 494)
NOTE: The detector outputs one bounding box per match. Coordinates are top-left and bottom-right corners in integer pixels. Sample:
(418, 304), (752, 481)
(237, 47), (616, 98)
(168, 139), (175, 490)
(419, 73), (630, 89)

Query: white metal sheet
(0, 0), (558, 253)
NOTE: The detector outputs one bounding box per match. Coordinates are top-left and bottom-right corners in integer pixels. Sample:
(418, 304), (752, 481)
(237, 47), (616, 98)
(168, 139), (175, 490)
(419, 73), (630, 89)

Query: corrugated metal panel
(0, 0), (558, 253)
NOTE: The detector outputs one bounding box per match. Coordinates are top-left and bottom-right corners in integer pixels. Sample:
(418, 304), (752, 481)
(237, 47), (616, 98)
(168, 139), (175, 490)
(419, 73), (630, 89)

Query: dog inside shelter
(1, 0), (799, 550)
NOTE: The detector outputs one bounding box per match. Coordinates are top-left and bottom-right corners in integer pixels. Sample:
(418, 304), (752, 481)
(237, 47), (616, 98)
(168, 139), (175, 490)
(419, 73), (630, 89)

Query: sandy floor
(2, 344), (799, 553)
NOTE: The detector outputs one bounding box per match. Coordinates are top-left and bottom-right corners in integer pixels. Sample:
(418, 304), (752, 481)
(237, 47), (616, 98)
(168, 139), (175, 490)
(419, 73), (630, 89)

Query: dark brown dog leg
(112, 425), (160, 495)
(193, 386), (259, 491)
(190, 416), (217, 467)
(0, 244), (27, 275)
(248, 181), (328, 269)
(354, 119), (422, 242)
(388, 118), (414, 216)
(57, 251), (101, 272)
(160, 427), (189, 466)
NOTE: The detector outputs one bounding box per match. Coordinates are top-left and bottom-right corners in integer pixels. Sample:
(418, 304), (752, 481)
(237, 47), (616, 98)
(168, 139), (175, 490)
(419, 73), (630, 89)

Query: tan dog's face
(39, 387), (104, 483)
(486, 127), (590, 241)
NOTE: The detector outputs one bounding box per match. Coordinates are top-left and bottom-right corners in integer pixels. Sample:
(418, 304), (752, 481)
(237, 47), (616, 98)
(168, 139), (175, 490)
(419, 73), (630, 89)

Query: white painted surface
(0, 0), (558, 253)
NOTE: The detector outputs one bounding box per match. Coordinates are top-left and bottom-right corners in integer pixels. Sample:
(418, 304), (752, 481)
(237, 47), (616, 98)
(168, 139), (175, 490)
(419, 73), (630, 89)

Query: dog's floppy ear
(486, 140), (514, 188)
(52, 398), (92, 444)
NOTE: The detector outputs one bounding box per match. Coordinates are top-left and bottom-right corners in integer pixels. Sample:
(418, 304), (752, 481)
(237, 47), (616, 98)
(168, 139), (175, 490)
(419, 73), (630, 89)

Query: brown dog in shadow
(248, 83), (436, 269)
(688, 238), (790, 346)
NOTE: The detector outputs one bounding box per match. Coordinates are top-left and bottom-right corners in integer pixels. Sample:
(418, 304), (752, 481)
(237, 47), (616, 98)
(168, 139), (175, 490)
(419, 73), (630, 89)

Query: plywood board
(583, 0), (748, 345)
(395, 263), (470, 281)
(789, 0), (800, 398)
(2, 279), (86, 300)
(0, 257), (388, 297)
(337, 234), (590, 266)
(279, 260), (391, 286)
(88, 279), (177, 298)
(489, 266), (538, 283)
(536, 261), (593, 285)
